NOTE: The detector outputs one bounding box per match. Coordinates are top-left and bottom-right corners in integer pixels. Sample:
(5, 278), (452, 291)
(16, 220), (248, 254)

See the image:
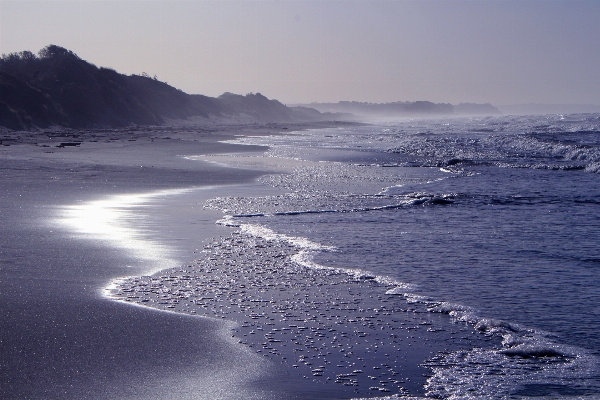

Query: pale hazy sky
(1, 0), (599, 105)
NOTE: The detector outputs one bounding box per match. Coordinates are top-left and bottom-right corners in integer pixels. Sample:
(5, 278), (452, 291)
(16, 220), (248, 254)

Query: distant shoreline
(0, 120), (362, 145)
(497, 103), (600, 115)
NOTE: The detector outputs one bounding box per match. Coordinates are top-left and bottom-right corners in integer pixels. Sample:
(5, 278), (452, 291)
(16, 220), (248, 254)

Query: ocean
(196, 114), (600, 398)
(52, 114), (600, 398)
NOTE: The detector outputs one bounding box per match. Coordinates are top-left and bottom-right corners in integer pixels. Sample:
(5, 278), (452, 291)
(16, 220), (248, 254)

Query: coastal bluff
(0, 45), (334, 130)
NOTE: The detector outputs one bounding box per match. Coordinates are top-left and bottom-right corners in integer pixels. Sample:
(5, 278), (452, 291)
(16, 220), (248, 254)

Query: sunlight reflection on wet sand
(55, 188), (198, 292)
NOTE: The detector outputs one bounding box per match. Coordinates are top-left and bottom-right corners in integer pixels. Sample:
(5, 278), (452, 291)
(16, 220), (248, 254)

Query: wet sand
(0, 122), (346, 399)
(0, 121), (482, 399)
(110, 232), (458, 398)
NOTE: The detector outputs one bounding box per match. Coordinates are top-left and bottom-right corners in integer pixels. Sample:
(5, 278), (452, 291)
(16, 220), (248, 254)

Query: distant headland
(1, 45), (502, 130)
(292, 101), (500, 119)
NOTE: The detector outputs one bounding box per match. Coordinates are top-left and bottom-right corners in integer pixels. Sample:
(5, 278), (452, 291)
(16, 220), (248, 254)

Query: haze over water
(2, 0), (600, 107)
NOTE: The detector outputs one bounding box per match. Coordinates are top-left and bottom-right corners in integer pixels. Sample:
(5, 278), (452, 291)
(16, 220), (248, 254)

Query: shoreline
(0, 119), (508, 399)
(1, 122), (349, 399)
(5, 116), (596, 398)
(110, 224), (454, 398)
(0, 120), (364, 146)
(96, 128), (496, 399)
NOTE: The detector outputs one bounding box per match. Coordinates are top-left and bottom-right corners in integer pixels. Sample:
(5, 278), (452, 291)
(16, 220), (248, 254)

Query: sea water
(210, 114), (600, 398)
(115, 114), (600, 398)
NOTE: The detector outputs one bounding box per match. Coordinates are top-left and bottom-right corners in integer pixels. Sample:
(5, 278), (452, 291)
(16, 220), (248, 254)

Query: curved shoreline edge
(94, 126), (479, 398)
(105, 122), (600, 399)
(0, 122), (355, 399)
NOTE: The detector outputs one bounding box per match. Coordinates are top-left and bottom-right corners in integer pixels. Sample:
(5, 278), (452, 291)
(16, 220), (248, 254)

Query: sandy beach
(0, 122), (317, 399)
(3, 121), (434, 400)
(4, 116), (599, 399)
(3, 2), (600, 397)
(0, 120), (496, 399)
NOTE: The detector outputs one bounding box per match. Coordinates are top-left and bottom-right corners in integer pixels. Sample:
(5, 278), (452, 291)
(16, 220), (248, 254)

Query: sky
(1, 0), (599, 106)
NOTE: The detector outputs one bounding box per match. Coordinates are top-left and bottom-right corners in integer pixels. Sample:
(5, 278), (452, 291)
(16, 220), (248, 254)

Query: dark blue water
(214, 114), (600, 397)
(266, 167), (600, 353)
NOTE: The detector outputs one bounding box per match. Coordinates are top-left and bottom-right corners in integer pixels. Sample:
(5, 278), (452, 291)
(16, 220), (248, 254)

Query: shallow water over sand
(5, 118), (599, 399)
(149, 115), (600, 398)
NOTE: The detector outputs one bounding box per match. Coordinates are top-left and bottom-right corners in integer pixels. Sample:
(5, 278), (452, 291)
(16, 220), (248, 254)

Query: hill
(0, 45), (328, 130)
(295, 100), (500, 118)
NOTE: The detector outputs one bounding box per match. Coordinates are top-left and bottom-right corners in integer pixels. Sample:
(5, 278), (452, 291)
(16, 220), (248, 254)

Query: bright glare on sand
(55, 188), (193, 278)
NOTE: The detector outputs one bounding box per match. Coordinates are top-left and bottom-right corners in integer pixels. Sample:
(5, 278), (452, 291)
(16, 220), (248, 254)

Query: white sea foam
(226, 217), (600, 398)
(218, 210), (600, 397)
(386, 283), (600, 398)
(210, 118), (600, 396)
(107, 115), (600, 397)
(239, 222), (332, 251)
(225, 218), (413, 291)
